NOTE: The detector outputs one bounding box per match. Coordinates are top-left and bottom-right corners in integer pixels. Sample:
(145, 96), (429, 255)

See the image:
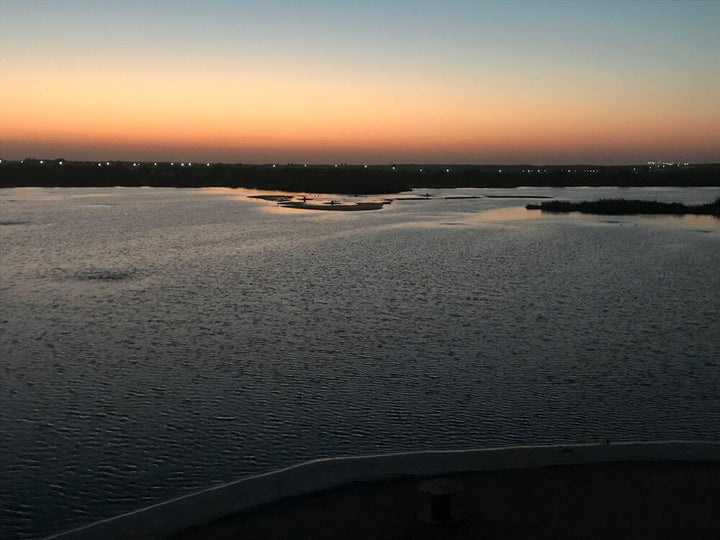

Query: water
(1, 186), (719, 538)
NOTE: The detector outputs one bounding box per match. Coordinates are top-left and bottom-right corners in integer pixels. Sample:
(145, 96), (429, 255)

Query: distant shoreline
(1, 160), (718, 194)
(527, 198), (720, 217)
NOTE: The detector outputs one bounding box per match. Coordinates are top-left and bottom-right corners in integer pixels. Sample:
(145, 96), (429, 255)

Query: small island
(526, 198), (720, 217)
(248, 194), (392, 211)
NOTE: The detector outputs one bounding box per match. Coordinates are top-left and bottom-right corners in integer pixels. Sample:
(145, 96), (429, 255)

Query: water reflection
(651, 213), (720, 231)
(474, 206), (544, 222)
(393, 204), (720, 232)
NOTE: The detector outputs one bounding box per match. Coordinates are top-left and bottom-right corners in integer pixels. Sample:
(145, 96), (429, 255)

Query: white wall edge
(45, 440), (720, 540)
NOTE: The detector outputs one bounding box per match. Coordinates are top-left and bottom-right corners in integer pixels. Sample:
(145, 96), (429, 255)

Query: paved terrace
(48, 442), (720, 540)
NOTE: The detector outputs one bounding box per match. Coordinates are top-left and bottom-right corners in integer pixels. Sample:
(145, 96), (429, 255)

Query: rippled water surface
(1, 186), (719, 538)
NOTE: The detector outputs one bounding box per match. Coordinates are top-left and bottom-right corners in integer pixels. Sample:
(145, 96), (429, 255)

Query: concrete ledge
(46, 440), (720, 540)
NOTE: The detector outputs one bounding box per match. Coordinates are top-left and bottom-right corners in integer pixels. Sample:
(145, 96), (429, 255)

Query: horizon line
(3, 158), (718, 168)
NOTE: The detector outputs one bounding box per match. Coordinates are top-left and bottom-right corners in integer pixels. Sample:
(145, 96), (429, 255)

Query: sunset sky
(1, 0), (719, 164)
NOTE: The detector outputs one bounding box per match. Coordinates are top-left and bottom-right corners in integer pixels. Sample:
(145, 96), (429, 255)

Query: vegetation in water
(526, 198), (720, 217)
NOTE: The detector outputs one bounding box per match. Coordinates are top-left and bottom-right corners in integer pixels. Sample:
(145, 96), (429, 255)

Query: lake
(1, 186), (719, 538)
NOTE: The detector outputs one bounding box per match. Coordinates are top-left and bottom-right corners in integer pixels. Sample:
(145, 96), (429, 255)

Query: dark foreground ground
(171, 462), (719, 539)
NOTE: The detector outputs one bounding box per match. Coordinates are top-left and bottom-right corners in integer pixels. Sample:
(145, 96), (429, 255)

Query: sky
(1, 0), (719, 164)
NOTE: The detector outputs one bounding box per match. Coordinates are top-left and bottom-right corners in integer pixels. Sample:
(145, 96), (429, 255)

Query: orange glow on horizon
(2, 59), (718, 163)
(2, 1), (719, 164)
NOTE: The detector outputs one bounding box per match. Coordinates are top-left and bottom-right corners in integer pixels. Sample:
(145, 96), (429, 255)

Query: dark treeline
(527, 198), (720, 217)
(1, 160), (718, 194)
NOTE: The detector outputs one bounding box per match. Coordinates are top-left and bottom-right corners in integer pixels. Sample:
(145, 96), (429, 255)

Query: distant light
(188, 162), (192, 166)
(106, 162), (110, 165)
(40, 160), (44, 164)
(364, 164), (368, 168)
(446, 168), (450, 173)
(334, 164), (338, 167)
(419, 168), (423, 172)
(20, 160), (24, 163)
(392, 166), (396, 170)
(181, 163), (185, 167)
(304, 164), (307, 167)
(154, 162), (157, 166)
(272, 164), (276, 167)
(206, 163), (210, 167)
(59, 161), (63, 166)
(498, 169), (502, 173)
(98, 163), (102, 167)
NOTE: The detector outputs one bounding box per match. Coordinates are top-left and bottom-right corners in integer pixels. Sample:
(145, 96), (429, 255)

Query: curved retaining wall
(46, 440), (720, 540)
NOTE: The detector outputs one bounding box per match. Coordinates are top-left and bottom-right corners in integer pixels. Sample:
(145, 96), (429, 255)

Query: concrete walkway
(171, 462), (720, 539)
